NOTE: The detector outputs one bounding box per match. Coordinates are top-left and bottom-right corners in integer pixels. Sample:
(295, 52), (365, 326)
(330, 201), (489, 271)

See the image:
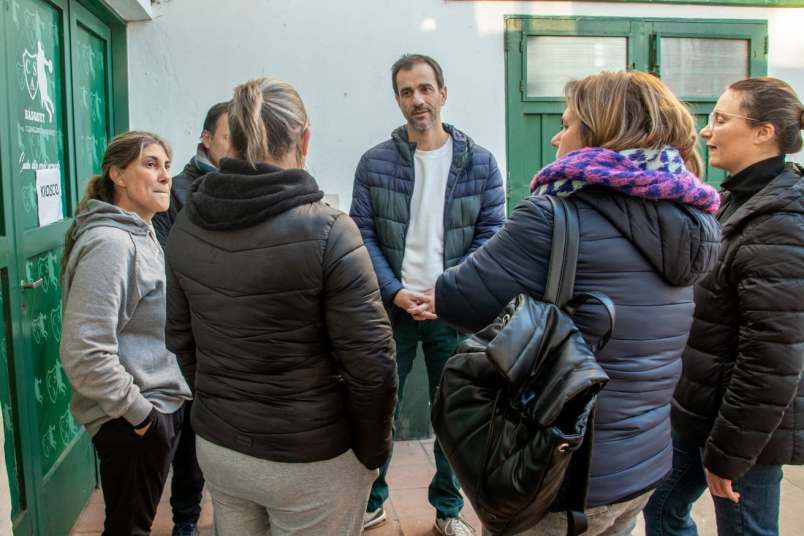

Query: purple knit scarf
(530, 147), (720, 213)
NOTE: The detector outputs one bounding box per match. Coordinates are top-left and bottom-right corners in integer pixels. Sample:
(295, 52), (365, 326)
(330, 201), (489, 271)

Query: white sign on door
(35, 168), (63, 226)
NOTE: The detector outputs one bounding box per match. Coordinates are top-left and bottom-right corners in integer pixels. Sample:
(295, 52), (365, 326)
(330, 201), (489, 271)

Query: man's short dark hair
(391, 54), (445, 96)
(202, 101), (230, 135)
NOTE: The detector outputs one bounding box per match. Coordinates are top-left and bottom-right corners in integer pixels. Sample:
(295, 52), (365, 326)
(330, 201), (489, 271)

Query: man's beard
(408, 108), (433, 131)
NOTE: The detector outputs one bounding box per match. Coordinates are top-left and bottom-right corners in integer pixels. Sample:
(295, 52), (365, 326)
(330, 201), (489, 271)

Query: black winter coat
(165, 158), (398, 469)
(435, 188), (719, 506)
(672, 163), (804, 480)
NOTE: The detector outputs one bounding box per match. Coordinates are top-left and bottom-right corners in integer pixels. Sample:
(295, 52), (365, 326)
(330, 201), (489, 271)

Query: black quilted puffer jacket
(673, 161), (804, 480)
(165, 158), (398, 470)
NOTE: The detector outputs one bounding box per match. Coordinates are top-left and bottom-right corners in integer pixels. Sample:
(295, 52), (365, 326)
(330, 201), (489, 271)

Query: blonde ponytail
(229, 77), (308, 167)
(231, 80), (270, 167)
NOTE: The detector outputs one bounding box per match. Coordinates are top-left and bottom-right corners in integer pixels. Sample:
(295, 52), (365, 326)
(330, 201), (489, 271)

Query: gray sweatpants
(483, 491), (653, 536)
(196, 436), (376, 536)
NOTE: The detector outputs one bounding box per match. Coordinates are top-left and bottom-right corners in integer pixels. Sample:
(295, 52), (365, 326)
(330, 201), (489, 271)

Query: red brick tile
(386, 462), (435, 491)
(69, 500), (105, 533)
(388, 487), (432, 519)
(367, 517), (404, 536)
(398, 514), (437, 536)
(389, 440), (432, 468)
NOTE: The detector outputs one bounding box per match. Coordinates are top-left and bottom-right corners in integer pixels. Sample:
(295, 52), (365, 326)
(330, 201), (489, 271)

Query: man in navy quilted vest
(350, 53), (505, 536)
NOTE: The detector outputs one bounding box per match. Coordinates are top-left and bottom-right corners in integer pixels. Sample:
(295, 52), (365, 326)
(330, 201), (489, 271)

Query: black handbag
(431, 196), (614, 536)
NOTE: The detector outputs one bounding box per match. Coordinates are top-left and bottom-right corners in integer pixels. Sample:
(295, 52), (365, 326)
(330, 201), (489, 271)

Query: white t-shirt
(401, 136), (453, 293)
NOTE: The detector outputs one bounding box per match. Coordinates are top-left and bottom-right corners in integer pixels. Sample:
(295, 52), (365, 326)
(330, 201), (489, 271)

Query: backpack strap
(562, 407), (596, 536)
(543, 196), (580, 307)
(544, 195), (592, 535)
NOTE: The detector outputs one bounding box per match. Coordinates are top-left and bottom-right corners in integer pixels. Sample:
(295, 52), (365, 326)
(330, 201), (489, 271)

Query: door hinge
(764, 35), (769, 55)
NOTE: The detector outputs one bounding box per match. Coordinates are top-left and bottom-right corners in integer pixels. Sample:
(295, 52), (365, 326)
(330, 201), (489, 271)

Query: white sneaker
(363, 507), (387, 530)
(434, 516), (476, 536)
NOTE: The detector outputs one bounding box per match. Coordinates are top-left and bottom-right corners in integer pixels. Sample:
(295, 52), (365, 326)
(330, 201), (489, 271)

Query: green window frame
(505, 16), (768, 208)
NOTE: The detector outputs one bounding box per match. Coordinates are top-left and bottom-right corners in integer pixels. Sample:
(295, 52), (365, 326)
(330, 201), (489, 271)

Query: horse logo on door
(21, 40), (55, 123)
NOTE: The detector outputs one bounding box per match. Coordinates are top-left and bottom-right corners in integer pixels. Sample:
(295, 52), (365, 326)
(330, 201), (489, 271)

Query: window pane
(526, 36), (627, 97)
(660, 38), (748, 98)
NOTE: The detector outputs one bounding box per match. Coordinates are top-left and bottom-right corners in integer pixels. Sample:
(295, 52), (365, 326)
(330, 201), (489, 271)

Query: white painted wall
(127, 0), (804, 208)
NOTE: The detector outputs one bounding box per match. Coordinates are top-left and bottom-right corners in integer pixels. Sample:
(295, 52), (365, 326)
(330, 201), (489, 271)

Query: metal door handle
(21, 278), (43, 289)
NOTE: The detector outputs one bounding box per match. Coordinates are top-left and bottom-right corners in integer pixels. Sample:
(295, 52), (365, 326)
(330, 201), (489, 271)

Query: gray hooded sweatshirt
(60, 200), (191, 436)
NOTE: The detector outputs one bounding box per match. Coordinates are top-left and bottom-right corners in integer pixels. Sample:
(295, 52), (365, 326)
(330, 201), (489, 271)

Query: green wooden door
(1, 0), (116, 533)
(0, 2), (36, 534)
(505, 16), (768, 205)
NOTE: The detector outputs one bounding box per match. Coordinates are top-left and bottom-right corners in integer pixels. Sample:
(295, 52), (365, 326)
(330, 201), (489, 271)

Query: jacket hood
(574, 188), (720, 287)
(186, 158), (324, 231)
(71, 199), (150, 240)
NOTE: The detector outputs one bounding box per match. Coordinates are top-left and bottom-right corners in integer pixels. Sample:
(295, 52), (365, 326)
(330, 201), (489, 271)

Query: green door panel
(396, 348), (431, 440)
(71, 1), (110, 195)
(11, 0), (70, 232)
(23, 249), (74, 474)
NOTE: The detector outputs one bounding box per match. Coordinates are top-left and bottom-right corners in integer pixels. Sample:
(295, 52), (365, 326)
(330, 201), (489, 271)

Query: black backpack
(431, 196), (613, 536)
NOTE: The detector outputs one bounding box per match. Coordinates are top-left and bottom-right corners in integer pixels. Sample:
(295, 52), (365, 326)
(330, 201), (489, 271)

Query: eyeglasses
(706, 110), (759, 130)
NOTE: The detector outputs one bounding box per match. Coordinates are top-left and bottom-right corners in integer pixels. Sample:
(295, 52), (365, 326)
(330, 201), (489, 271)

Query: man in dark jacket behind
(350, 53), (505, 536)
(155, 101), (230, 536)
(154, 101), (230, 248)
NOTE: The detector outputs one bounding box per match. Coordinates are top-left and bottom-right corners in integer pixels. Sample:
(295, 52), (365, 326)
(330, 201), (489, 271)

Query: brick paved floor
(70, 439), (804, 535)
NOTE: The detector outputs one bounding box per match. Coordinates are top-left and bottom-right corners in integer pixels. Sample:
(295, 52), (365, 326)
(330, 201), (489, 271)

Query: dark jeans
(644, 431), (783, 536)
(93, 408), (183, 536)
(170, 401), (205, 525)
(367, 313), (464, 519)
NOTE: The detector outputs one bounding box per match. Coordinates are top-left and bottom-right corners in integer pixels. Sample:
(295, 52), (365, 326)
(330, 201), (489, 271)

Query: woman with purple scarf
(427, 71), (720, 535)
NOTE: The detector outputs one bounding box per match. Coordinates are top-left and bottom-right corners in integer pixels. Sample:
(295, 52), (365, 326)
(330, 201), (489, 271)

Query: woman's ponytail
(230, 80), (269, 167)
(229, 77), (308, 167)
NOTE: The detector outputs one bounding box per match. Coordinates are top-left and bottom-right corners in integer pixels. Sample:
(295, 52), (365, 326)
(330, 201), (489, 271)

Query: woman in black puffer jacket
(165, 78), (397, 536)
(646, 77), (804, 536)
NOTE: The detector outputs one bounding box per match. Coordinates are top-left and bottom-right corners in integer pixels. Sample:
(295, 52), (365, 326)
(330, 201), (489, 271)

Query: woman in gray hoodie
(60, 131), (191, 536)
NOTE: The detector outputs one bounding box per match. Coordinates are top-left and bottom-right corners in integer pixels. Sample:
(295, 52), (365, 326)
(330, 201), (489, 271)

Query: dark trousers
(170, 401), (205, 525)
(367, 313), (464, 519)
(92, 408), (183, 536)
(644, 431), (783, 536)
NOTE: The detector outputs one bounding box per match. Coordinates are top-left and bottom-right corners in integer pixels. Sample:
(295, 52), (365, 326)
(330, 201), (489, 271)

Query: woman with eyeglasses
(645, 77), (804, 536)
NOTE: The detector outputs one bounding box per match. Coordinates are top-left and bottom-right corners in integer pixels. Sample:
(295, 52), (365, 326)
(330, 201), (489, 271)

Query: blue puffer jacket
(435, 188), (720, 506)
(350, 124), (505, 306)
